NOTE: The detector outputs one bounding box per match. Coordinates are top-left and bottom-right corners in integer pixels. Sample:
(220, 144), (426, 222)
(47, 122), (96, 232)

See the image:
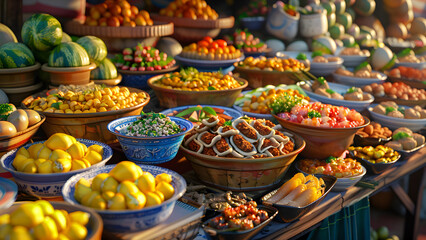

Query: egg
(286, 40), (309, 52)
(24, 110), (41, 127)
(7, 109), (29, 132)
(0, 121), (17, 137)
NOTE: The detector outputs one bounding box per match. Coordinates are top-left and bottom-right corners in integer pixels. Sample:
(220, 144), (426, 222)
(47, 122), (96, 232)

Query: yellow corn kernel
(83, 110), (90, 113)
(59, 104), (69, 110)
(105, 100), (115, 108)
(65, 109), (74, 114)
(70, 95), (79, 101)
(94, 90), (102, 99)
(85, 93), (94, 101)
(98, 107), (107, 112)
(86, 99), (93, 107)
(54, 110), (64, 113)
(88, 108), (97, 113)
(93, 99), (101, 108)
(69, 101), (78, 110)
(74, 104), (82, 110)
(74, 110), (82, 114)
(103, 95), (112, 101)
(110, 106), (119, 111)
(82, 105), (90, 110)
(104, 88), (112, 96)
(78, 94), (85, 102)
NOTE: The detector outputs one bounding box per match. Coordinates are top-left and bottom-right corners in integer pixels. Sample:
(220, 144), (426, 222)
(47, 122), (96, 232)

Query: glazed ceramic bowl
(148, 75), (248, 108)
(0, 139), (112, 198)
(21, 88), (150, 144)
(261, 175), (337, 222)
(0, 114), (45, 153)
(41, 63), (97, 86)
(273, 114), (370, 159)
(368, 104), (426, 131)
(339, 55), (370, 68)
(0, 62), (40, 88)
(62, 164), (186, 233)
(0, 201), (103, 240)
(118, 65), (178, 89)
(299, 13), (328, 38)
(179, 132), (306, 191)
(332, 71), (387, 87)
(0, 177), (17, 210)
(202, 205), (278, 240)
(107, 116), (193, 164)
(266, 2), (299, 41)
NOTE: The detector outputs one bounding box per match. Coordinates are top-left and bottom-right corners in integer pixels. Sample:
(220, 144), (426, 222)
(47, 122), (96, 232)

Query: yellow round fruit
(102, 191), (116, 201)
(64, 222), (87, 240)
(10, 203), (45, 228)
(0, 214), (10, 225)
(34, 216), (59, 240)
(68, 211), (90, 226)
(81, 191), (102, 208)
(84, 150), (102, 165)
(22, 160), (37, 173)
(87, 144), (103, 155)
(91, 173), (109, 192)
(38, 160), (53, 174)
(0, 224), (12, 239)
(125, 191), (146, 210)
(37, 145), (52, 160)
(27, 143), (44, 159)
(156, 181), (175, 200)
(50, 149), (72, 162)
(145, 192), (162, 207)
(35, 200), (54, 216)
(67, 142), (86, 160)
(51, 209), (68, 232)
(10, 225), (33, 240)
(117, 181), (140, 195)
(154, 191), (165, 202)
(136, 172), (156, 194)
(52, 158), (72, 173)
(45, 133), (76, 151)
(109, 161), (142, 182)
(108, 193), (127, 210)
(12, 154), (29, 171)
(71, 159), (88, 171)
(16, 147), (30, 158)
(101, 176), (119, 193)
(155, 173), (173, 184)
(74, 179), (93, 203)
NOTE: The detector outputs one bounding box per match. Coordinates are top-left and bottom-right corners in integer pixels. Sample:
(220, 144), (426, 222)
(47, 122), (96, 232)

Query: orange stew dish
(298, 157), (363, 178)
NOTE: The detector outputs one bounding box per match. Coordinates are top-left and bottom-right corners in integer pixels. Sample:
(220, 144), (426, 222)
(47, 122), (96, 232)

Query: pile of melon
(0, 14), (117, 80)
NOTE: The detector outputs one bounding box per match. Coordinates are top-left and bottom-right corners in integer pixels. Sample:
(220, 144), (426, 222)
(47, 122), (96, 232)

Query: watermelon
(61, 32), (72, 43)
(48, 42), (90, 67)
(0, 42), (35, 68)
(0, 23), (17, 47)
(90, 58), (118, 80)
(76, 36), (107, 64)
(21, 13), (62, 52)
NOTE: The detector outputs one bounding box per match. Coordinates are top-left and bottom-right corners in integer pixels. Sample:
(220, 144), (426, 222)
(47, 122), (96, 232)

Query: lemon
(53, 158), (72, 173)
(64, 222), (87, 240)
(50, 149), (71, 162)
(81, 191), (101, 207)
(156, 182), (175, 200)
(91, 173), (109, 192)
(38, 160), (53, 174)
(58, 233), (71, 240)
(12, 154), (29, 171)
(0, 214), (9, 225)
(155, 173), (173, 184)
(10, 203), (44, 227)
(125, 191), (146, 210)
(70, 160), (87, 171)
(34, 158), (47, 168)
(87, 144), (103, 156)
(45, 133), (76, 151)
(154, 191), (165, 202)
(102, 191), (116, 201)
(84, 150), (102, 165)
(16, 147), (30, 158)
(68, 211), (90, 226)
(10, 225), (33, 240)
(35, 200), (54, 216)
(117, 181), (140, 195)
(80, 159), (91, 168)
(108, 193), (127, 210)
(0, 224), (12, 239)
(101, 176), (118, 193)
(22, 160), (37, 173)
(50, 209), (68, 232)
(90, 195), (107, 210)
(110, 161), (142, 182)
(136, 172), (156, 194)
(74, 179), (92, 203)
(145, 192), (162, 207)
(34, 216), (58, 240)
(37, 145), (52, 160)
(67, 142), (86, 160)
(27, 143), (44, 159)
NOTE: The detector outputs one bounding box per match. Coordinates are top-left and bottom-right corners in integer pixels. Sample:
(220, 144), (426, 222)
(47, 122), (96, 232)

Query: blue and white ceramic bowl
(0, 177), (17, 210)
(0, 139), (112, 198)
(62, 164), (187, 233)
(108, 116), (193, 164)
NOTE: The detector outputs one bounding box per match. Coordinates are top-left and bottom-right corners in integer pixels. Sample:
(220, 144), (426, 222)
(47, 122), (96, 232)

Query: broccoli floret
(0, 104), (15, 120)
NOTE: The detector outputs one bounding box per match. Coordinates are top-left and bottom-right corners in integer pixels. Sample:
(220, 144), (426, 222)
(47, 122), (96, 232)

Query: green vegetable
(51, 102), (62, 110)
(325, 156), (336, 163)
(296, 53), (307, 60)
(0, 104), (14, 120)
(224, 120), (232, 126)
(311, 51), (323, 58)
(346, 87), (358, 94)
(397, 107), (405, 115)
(175, 106), (202, 118)
(208, 86), (216, 90)
(385, 107), (395, 115)
(354, 61), (371, 72)
(316, 76), (326, 85)
(269, 92), (307, 114)
(202, 106), (217, 116)
(393, 132), (411, 141)
(307, 110), (321, 118)
(397, 48), (413, 58)
(326, 89), (335, 94)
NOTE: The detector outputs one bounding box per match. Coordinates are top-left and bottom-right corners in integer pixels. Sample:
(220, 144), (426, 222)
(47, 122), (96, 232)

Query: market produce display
(113, 45), (175, 71)
(85, 0), (153, 27)
(152, 68), (243, 91)
(74, 161), (175, 210)
(159, 0), (219, 20)
(90, 58), (118, 80)
(348, 145), (400, 164)
(180, 37), (242, 60)
(362, 82), (426, 100)
(300, 78), (372, 101)
(0, 200), (90, 239)
(298, 156), (364, 178)
(236, 56), (307, 72)
(0, 104), (41, 137)
(26, 85), (148, 113)
(339, 47), (370, 56)
(0, 42), (35, 68)
(48, 42), (90, 67)
(356, 122), (393, 139)
(76, 36), (108, 64)
(21, 13), (62, 52)
(224, 29), (268, 53)
(371, 101), (425, 119)
(335, 62), (383, 79)
(388, 66), (425, 82)
(182, 116), (295, 158)
(384, 127), (425, 151)
(122, 112), (183, 137)
(396, 48), (426, 64)
(264, 173), (325, 207)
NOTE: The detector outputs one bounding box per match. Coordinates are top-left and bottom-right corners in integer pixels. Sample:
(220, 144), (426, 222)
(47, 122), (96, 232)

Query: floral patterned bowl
(107, 116), (193, 164)
(0, 139), (112, 198)
(266, 1), (299, 41)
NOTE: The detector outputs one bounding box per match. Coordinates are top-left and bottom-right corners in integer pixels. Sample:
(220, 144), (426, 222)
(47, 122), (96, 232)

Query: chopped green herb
(307, 110), (321, 118)
(51, 102), (63, 110)
(385, 107), (395, 115)
(346, 87), (358, 94)
(297, 53), (307, 60)
(325, 156), (336, 163)
(393, 132), (411, 141)
(326, 89), (335, 94)
(316, 77), (326, 85)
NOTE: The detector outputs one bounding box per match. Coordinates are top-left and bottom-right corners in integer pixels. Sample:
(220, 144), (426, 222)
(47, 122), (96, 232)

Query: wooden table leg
(403, 166), (426, 240)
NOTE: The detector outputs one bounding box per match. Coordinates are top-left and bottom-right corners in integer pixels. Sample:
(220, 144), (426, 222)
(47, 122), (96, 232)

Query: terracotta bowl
(273, 114), (370, 159)
(148, 75), (248, 108)
(21, 88), (150, 144)
(41, 63), (97, 86)
(179, 132), (306, 191)
(0, 201), (103, 240)
(233, 65), (311, 89)
(0, 114), (45, 153)
(92, 73), (122, 86)
(0, 62), (40, 88)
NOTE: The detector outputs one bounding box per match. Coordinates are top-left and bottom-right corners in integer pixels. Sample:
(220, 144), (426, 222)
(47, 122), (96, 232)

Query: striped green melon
(76, 36), (107, 64)
(90, 58), (117, 80)
(48, 42), (90, 67)
(0, 42), (35, 68)
(0, 23), (17, 47)
(61, 32), (72, 43)
(21, 13), (62, 52)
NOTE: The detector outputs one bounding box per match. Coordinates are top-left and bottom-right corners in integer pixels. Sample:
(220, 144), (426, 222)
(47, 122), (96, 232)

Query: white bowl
(332, 71), (387, 87)
(277, 51), (343, 76)
(368, 104), (426, 131)
(339, 55), (369, 68)
(394, 61), (426, 70)
(302, 81), (374, 112)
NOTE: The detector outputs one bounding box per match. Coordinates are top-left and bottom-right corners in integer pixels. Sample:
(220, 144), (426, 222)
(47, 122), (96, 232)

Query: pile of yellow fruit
(27, 86), (148, 114)
(74, 161), (175, 210)
(13, 133), (104, 173)
(0, 200), (90, 240)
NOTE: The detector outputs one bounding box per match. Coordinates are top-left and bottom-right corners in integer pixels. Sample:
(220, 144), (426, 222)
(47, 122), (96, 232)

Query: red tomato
(209, 41), (219, 50)
(215, 39), (227, 48)
(197, 40), (209, 48)
(203, 36), (213, 43)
